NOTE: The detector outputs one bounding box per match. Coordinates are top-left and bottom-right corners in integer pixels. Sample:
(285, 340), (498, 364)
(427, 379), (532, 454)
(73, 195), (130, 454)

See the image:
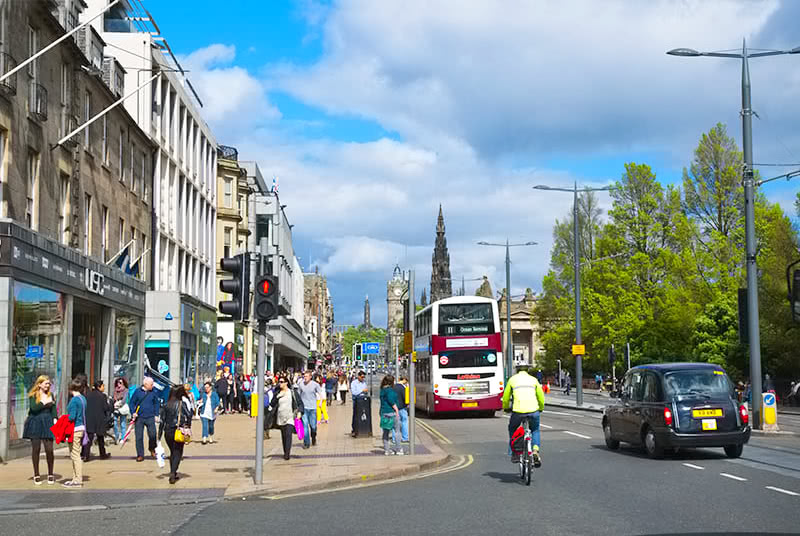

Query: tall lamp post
(533, 182), (615, 407)
(667, 39), (800, 429)
(477, 239), (537, 380)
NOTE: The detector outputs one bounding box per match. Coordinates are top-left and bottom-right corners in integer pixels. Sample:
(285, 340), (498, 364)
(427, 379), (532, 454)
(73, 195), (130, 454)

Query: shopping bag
(294, 417), (305, 441)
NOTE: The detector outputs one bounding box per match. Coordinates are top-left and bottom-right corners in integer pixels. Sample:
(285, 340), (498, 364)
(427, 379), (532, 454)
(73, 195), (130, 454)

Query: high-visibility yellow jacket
(502, 371), (545, 413)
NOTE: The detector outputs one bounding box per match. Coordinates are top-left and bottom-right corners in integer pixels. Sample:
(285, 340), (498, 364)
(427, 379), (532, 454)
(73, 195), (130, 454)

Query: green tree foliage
(341, 326), (387, 359)
(535, 124), (800, 382)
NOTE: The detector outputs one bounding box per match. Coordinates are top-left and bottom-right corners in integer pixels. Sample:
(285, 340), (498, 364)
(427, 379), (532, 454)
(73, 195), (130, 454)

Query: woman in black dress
(23, 375), (58, 485)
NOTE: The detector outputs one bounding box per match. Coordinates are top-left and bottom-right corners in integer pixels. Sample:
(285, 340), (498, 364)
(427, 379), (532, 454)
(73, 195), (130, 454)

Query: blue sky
(145, 1), (800, 328)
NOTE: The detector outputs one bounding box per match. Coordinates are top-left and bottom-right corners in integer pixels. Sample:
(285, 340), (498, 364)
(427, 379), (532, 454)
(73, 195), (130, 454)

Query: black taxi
(602, 363), (751, 458)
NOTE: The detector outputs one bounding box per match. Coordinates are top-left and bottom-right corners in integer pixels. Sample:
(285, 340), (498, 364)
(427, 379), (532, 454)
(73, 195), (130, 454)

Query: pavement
(0, 397), (448, 514)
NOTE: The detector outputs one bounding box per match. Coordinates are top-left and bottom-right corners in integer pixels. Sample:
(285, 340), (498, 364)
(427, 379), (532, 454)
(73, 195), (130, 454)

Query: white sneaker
(384, 451), (392, 456)
(396, 450), (405, 456)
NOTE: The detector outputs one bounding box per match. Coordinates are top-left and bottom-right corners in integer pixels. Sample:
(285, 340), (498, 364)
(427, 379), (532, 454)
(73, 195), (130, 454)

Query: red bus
(414, 296), (504, 416)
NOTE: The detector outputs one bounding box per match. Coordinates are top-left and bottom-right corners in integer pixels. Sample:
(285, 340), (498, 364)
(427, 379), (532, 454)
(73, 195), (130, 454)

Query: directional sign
(572, 344), (585, 355)
(763, 392), (778, 427)
(362, 342), (380, 354)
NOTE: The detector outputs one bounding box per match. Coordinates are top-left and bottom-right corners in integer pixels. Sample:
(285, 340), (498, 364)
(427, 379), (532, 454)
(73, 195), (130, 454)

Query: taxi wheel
(643, 427), (663, 459)
(603, 419), (620, 450)
(724, 444), (743, 458)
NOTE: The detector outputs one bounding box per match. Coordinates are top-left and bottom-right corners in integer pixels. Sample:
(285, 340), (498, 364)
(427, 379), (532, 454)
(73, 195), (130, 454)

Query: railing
(0, 52), (17, 96)
(217, 145), (238, 161)
(62, 111), (80, 149)
(29, 82), (48, 121)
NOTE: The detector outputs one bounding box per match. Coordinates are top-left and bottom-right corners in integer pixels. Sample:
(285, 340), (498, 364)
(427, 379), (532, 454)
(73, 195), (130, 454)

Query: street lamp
(667, 39), (800, 429)
(533, 182), (616, 406)
(477, 239), (537, 380)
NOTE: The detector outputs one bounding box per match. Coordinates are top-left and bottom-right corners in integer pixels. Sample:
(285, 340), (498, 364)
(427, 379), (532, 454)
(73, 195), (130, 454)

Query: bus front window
(438, 349), (498, 368)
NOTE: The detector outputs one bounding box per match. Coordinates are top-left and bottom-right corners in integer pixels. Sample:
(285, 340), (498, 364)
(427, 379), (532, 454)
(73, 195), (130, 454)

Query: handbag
(380, 414), (396, 430)
(294, 417), (305, 441)
(174, 426), (192, 443)
(118, 403), (131, 416)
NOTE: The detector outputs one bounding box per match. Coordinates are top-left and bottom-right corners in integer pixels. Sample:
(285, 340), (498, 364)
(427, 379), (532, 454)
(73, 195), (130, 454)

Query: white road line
(682, 463), (704, 470)
(720, 472), (747, 482)
(540, 424), (553, 429)
(548, 411), (578, 417)
(563, 431), (591, 439)
(765, 486), (799, 497)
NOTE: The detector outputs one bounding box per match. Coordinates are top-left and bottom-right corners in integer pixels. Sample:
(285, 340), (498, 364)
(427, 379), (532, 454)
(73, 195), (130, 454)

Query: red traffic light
(256, 275), (277, 297)
(260, 279), (270, 295)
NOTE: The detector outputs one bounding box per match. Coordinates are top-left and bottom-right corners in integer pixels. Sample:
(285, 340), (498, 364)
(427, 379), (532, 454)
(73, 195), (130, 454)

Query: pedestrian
(112, 377), (130, 444)
(393, 376), (410, 444)
(295, 370), (323, 448)
(269, 377), (303, 460)
(350, 370), (369, 437)
(198, 382), (221, 444)
(158, 385), (193, 484)
(242, 375), (251, 414)
(595, 373), (602, 390)
(83, 380), (112, 462)
(129, 377), (161, 462)
(226, 367), (237, 413)
(564, 371), (572, 396)
(379, 375), (402, 456)
(338, 373), (349, 405)
(325, 372), (337, 405)
(316, 373), (329, 424)
(536, 369), (544, 384)
(188, 380), (200, 416)
(64, 378), (87, 488)
(23, 375), (57, 485)
(215, 370), (228, 414)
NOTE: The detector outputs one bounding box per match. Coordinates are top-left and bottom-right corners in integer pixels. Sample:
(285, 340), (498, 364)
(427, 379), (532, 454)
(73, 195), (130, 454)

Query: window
(0, 130), (6, 209)
(101, 205), (108, 261)
(642, 373), (662, 403)
(83, 194), (91, 255)
(223, 227), (231, 258)
(118, 129), (124, 182)
(630, 371), (644, 402)
(60, 63), (70, 136)
(26, 152), (38, 230)
(58, 174), (69, 244)
(438, 303), (494, 335)
(102, 115), (108, 164)
(223, 178), (232, 207)
(237, 239), (244, 253)
(130, 226), (136, 259)
(437, 349), (499, 369)
(130, 142), (136, 194)
(238, 194), (244, 215)
(0, 1), (7, 52)
(141, 151), (148, 202)
(27, 26), (37, 80)
(664, 369), (734, 399)
(118, 217), (124, 251)
(84, 92), (91, 147)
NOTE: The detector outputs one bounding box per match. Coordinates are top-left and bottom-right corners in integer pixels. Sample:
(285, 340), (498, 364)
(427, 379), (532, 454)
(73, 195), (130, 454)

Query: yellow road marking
(416, 419), (453, 444)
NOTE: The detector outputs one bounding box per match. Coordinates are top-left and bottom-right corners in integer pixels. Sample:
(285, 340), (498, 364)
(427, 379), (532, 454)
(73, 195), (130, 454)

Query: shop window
(114, 314), (141, 388)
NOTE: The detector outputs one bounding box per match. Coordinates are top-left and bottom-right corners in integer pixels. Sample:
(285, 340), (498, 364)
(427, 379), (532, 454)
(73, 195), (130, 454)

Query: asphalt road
(2, 408), (799, 535)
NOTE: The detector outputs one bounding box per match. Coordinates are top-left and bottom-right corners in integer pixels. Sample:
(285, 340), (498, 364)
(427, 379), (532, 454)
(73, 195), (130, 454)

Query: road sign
(572, 344), (585, 355)
(763, 392), (778, 428)
(403, 331), (413, 353)
(439, 355), (449, 366)
(412, 351), (417, 362)
(362, 342), (380, 354)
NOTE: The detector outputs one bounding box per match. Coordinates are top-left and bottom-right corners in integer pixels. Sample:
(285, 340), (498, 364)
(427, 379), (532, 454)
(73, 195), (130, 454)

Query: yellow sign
(403, 331), (413, 353)
(572, 344), (585, 355)
(412, 351), (417, 362)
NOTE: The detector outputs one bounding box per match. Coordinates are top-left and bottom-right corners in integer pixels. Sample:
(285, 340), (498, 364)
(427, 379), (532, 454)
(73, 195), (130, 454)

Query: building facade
(498, 289), (541, 367)
(0, 0), (152, 460)
(386, 265), (407, 359)
(81, 1), (219, 385)
(430, 205), (452, 303)
(304, 270), (332, 358)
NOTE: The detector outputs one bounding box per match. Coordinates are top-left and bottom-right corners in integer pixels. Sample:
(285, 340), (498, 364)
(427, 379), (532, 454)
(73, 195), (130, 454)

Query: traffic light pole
(408, 269), (416, 456)
(254, 319), (266, 485)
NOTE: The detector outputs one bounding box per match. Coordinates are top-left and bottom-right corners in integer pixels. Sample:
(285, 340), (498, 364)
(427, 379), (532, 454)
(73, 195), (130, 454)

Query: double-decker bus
(414, 296), (504, 416)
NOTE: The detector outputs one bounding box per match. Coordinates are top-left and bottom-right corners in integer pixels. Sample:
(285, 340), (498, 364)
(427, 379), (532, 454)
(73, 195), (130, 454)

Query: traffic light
(608, 344), (616, 368)
(254, 275), (279, 321)
(219, 253), (250, 322)
(355, 343), (362, 361)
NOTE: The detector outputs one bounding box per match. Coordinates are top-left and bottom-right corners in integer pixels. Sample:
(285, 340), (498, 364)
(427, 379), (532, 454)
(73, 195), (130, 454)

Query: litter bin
(354, 396), (372, 437)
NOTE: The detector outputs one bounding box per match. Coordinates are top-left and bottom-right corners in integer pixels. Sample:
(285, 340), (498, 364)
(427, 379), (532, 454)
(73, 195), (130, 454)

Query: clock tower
(386, 264), (407, 358)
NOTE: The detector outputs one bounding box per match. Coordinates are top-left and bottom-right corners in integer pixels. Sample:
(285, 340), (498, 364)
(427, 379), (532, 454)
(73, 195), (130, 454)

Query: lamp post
(477, 240), (537, 380)
(533, 182), (615, 406)
(667, 40), (800, 429)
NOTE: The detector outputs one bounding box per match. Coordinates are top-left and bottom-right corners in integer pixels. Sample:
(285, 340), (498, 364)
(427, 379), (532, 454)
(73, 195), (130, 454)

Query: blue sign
(362, 342), (380, 354)
(25, 345), (43, 358)
(165, 312), (173, 320)
(764, 393), (776, 406)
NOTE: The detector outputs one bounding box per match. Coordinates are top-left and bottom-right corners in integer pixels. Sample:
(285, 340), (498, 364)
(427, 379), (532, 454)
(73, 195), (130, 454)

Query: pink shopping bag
(294, 417), (305, 441)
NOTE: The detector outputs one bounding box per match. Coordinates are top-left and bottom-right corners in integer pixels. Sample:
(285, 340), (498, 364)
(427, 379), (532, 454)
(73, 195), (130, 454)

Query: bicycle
(518, 419), (533, 486)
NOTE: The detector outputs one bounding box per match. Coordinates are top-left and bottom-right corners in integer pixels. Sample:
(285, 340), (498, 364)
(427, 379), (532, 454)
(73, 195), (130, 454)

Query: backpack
(510, 425), (526, 453)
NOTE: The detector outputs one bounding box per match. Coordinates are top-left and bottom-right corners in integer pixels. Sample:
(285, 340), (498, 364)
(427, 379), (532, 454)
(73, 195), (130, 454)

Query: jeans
(382, 413), (401, 453)
(302, 408), (317, 446)
(114, 414), (128, 442)
(201, 417), (215, 438)
(134, 416), (157, 458)
(508, 411), (541, 454)
(393, 408), (409, 443)
(164, 429), (184, 476)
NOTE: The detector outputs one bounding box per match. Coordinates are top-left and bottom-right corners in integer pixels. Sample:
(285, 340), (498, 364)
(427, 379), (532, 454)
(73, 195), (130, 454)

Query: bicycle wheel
(519, 454), (526, 480)
(525, 457), (532, 485)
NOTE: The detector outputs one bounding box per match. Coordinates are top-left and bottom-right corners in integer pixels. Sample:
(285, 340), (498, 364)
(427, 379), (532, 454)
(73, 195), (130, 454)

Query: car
(602, 363), (750, 459)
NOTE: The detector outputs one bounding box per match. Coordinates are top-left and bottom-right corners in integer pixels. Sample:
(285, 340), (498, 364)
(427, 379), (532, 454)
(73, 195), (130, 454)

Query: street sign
(362, 342), (380, 354)
(572, 344), (585, 355)
(412, 351), (417, 362)
(763, 392), (778, 428)
(403, 331), (413, 353)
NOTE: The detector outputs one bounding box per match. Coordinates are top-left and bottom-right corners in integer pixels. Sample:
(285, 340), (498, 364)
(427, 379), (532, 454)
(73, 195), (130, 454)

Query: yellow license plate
(461, 402), (478, 408)
(693, 409), (722, 418)
(701, 419), (717, 431)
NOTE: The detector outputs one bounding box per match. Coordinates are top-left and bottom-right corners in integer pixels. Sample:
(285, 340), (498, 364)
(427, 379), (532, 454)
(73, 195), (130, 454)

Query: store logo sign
(85, 268), (105, 295)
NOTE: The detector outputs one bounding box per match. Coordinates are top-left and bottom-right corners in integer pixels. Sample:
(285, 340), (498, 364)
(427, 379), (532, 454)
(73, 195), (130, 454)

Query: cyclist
(502, 365), (545, 467)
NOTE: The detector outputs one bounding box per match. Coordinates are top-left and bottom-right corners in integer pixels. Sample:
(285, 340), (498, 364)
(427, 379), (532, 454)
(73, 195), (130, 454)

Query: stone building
(386, 264), (407, 358)
(0, 0), (153, 461)
(304, 270), (332, 358)
(430, 204), (452, 303)
(498, 288), (542, 366)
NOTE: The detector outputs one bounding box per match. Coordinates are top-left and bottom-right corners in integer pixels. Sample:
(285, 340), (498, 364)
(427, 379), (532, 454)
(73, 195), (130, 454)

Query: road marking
(540, 423), (553, 429)
(416, 419), (453, 444)
(765, 486), (799, 497)
(720, 472), (747, 482)
(563, 431), (591, 439)
(548, 411), (578, 417)
(682, 463), (705, 470)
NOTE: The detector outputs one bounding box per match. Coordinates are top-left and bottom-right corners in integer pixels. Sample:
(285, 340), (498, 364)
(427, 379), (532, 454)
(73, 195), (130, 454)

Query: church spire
(430, 205), (453, 303)
(363, 295), (371, 330)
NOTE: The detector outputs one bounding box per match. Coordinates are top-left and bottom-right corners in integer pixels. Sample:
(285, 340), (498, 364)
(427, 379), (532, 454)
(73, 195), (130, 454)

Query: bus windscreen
(438, 349), (498, 368)
(438, 303), (494, 335)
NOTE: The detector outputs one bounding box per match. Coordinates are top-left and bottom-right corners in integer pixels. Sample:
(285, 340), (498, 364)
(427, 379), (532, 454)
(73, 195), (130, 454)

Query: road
(1, 408), (798, 535)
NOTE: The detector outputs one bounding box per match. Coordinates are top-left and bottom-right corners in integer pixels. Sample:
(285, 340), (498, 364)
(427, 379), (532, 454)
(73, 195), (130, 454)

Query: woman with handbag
(198, 382), (221, 444)
(379, 375), (402, 456)
(112, 377), (130, 444)
(158, 385), (193, 484)
(64, 378), (87, 487)
(23, 375), (58, 485)
(269, 377), (303, 460)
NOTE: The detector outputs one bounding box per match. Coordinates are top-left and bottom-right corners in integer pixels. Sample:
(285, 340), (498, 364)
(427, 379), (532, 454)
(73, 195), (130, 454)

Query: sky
(146, 0), (800, 328)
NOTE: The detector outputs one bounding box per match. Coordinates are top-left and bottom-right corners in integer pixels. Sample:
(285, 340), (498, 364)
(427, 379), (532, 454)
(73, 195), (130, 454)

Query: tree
(340, 325), (387, 360)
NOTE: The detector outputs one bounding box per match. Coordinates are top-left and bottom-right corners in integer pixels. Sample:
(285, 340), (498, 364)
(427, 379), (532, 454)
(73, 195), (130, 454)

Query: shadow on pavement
(482, 471), (526, 485)
(589, 443), (728, 461)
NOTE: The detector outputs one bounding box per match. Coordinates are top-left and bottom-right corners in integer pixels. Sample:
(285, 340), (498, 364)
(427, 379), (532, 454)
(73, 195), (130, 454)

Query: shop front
(0, 222), (145, 461)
